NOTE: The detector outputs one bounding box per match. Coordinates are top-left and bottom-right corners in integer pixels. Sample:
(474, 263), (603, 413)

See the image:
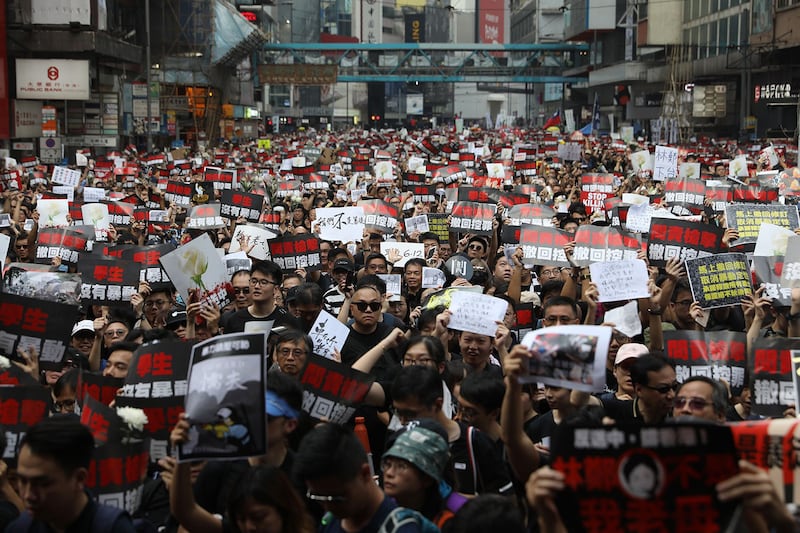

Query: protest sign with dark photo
(647, 218), (724, 267)
(663, 330), (747, 395)
(116, 341), (191, 460)
(551, 423), (739, 532)
(518, 325), (611, 393)
(685, 252), (752, 309)
(750, 338), (796, 418)
(179, 332), (266, 461)
(299, 355), (375, 425)
(726, 204), (800, 246)
(2, 267), (81, 305)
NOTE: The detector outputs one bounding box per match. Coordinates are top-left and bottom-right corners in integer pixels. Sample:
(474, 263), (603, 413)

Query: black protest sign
(0, 292), (76, 371)
(81, 396), (150, 514)
(78, 256), (139, 306)
(268, 234), (323, 273)
(519, 224), (571, 267)
(102, 201), (135, 227)
(685, 252), (752, 309)
(164, 180), (192, 207)
(726, 204), (800, 246)
(34, 227), (88, 266)
(426, 213), (449, 243)
(358, 199), (399, 233)
(116, 341), (190, 460)
(180, 332), (266, 462)
(402, 171), (426, 189)
(219, 190), (264, 222)
(0, 386), (50, 465)
(551, 423), (739, 533)
(299, 354), (375, 424)
(80, 372), (125, 407)
(647, 218), (724, 267)
(663, 330), (747, 396)
(204, 166), (236, 190)
(753, 255), (793, 307)
(275, 180), (302, 199)
(501, 224), (521, 245)
(506, 204), (556, 227)
(106, 243), (176, 288)
(571, 225), (643, 267)
(187, 203), (225, 230)
(664, 177), (706, 215)
(514, 160), (538, 180)
(580, 173), (615, 214)
(513, 302), (537, 343)
(450, 202), (496, 236)
(432, 165), (465, 185)
(410, 184), (437, 203)
(751, 337), (796, 418)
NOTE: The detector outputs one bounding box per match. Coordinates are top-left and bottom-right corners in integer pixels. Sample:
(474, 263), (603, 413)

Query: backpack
(7, 504), (157, 533)
(378, 506), (441, 533)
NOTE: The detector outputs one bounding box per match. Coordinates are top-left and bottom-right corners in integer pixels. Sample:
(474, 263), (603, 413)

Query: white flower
(116, 407), (148, 432)
(0, 356), (10, 370)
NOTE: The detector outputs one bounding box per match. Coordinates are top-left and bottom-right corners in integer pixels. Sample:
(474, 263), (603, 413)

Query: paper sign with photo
(229, 224), (276, 261)
(447, 291), (508, 337)
(753, 223), (796, 257)
(602, 301), (642, 338)
(377, 274), (402, 301)
(308, 310), (350, 360)
(313, 207), (365, 242)
(159, 233), (232, 310)
(486, 163), (505, 179)
(37, 199), (70, 228)
(380, 241), (424, 268)
(780, 235), (800, 289)
(404, 215), (430, 235)
(630, 150), (652, 173)
(589, 259), (650, 303)
(422, 267), (446, 289)
(81, 203), (111, 241)
(519, 325), (611, 393)
(679, 162), (701, 180)
(730, 155), (749, 178)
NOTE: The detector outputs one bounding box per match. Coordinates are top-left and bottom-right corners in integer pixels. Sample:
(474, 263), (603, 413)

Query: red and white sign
(15, 59), (90, 100)
(478, 0), (505, 45)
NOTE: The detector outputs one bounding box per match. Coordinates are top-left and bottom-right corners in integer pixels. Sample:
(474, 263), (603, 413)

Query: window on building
(699, 24), (708, 57)
(708, 20), (717, 56)
(719, 0), (728, 9)
(740, 11), (749, 42)
(729, 15), (738, 46)
(718, 18), (728, 48)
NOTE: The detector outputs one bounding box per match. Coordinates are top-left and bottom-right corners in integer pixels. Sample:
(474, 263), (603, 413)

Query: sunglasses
(643, 382), (679, 395)
(233, 287), (250, 295)
(352, 301), (381, 312)
(673, 397), (710, 410)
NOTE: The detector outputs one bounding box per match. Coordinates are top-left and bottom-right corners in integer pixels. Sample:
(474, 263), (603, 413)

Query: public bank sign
(16, 59), (90, 101)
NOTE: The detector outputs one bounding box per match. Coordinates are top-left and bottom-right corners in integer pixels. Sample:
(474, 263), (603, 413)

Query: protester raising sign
(750, 337), (796, 418)
(664, 177), (706, 215)
(580, 173), (615, 214)
(506, 204), (556, 227)
(588, 259), (650, 303)
(116, 341), (190, 460)
(219, 190), (264, 223)
(299, 355), (375, 425)
(551, 423), (739, 532)
(449, 202), (496, 236)
(34, 227), (88, 267)
(358, 199), (399, 233)
(447, 291), (508, 337)
(268, 234), (323, 272)
(313, 207), (365, 242)
(308, 310), (350, 360)
(646, 218), (724, 267)
(685, 252), (752, 309)
(519, 224), (571, 267)
(663, 330), (747, 396)
(571, 225), (643, 267)
(726, 204), (800, 246)
(179, 332), (266, 462)
(78, 256), (139, 305)
(518, 325), (611, 393)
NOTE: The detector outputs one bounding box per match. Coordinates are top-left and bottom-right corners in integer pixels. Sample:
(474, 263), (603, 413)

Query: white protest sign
(602, 301), (642, 338)
(52, 185), (74, 202)
(679, 162), (701, 180)
(0, 233), (9, 272)
(51, 166), (82, 187)
(374, 161), (394, 181)
(407, 156), (425, 173)
(37, 199), (70, 228)
(377, 274), (402, 301)
(447, 291), (508, 337)
(422, 267), (446, 289)
(159, 233), (231, 309)
(653, 146), (678, 181)
(404, 215), (430, 235)
(230, 224), (277, 261)
(380, 242), (424, 268)
(244, 320), (274, 336)
(557, 143), (582, 161)
(630, 150), (652, 173)
(308, 310), (350, 360)
(625, 203), (655, 234)
(485, 163), (505, 179)
(150, 210), (169, 222)
(81, 203), (110, 240)
(762, 146), (779, 168)
(621, 193), (649, 206)
(588, 259), (650, 302)
(76, 152), (88, 167)
(753, 223), (796, 257)
(313, 207), (365, 242)
(730, 155), (749, 178)
(83, 186), (106, 203)
(350, 189), (367, 203)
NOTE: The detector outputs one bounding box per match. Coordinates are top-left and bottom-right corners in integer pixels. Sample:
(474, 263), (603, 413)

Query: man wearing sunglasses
(339, 283), (395, 368)
(671, 376), (727, 423)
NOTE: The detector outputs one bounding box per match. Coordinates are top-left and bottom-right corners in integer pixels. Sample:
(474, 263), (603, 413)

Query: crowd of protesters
(0, 124), (798, 533)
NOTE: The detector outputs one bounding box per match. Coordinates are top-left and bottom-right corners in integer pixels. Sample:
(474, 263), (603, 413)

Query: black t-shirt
(448, 421), (513, 496)
(340, 321), (394, 368)
(599, 396), (640, 424)
(223, 306), (303, 334)
(524, 410), (556, 445)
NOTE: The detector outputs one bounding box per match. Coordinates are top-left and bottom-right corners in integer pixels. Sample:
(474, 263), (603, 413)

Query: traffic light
(370, 114), (381, 122)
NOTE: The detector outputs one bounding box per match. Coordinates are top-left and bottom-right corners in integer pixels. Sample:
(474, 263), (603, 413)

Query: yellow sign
(257, 139), (271, 150)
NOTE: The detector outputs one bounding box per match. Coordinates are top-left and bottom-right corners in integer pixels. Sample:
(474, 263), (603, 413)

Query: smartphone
(427, 246), (438, 260)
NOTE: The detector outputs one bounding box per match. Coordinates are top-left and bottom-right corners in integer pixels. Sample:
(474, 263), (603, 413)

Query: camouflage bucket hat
(382, 426), (450, 483)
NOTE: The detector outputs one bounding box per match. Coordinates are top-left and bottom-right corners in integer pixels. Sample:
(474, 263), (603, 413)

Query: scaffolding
(658, 44), (693, 145)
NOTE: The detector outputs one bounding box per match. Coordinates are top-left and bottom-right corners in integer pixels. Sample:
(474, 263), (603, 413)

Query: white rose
(116, 407), (148, 432)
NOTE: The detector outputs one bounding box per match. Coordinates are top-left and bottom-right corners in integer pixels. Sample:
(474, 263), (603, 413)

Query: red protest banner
(299, 355), (375, 424)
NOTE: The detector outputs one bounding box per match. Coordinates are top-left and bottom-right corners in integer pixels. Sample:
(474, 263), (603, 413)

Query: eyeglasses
(381, 458), (411, 473)
(250, 278), (278, 287)
(15, 244), (29, 249)
(673, 397), (710, 410)
(104, 329), (127, 338)
(233, 287), (250, 295)
(402, 357), (434, 366)
(353, 301), (381, 312)
(53, 399), (76, 411)
(674, 300), (693, 307)
(543, 315), (577, 324)
(145, 299), (168, 308)
(643, 382), (679, 395)
(277, 348), (307, 358)
(306, 490), (347, 503)
(540, 269), (560, 277)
